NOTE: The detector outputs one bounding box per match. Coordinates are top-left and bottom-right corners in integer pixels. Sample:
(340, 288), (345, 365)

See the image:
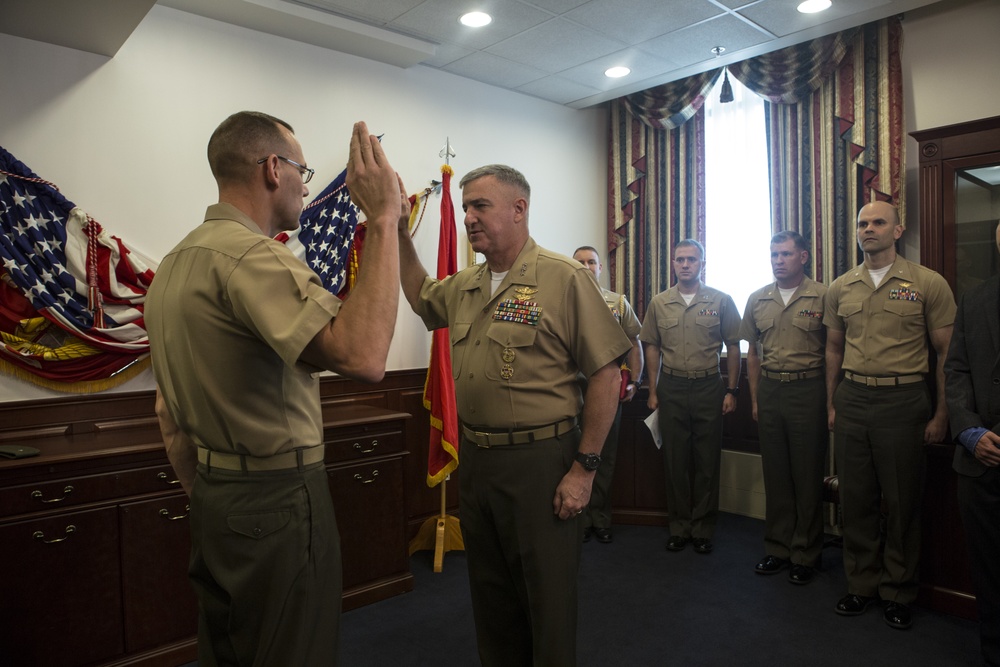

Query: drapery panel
(608, 71), (717, 318)
(608, 16), (903, 294)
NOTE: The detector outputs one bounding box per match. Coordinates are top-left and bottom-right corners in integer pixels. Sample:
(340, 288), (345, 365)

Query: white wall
(899, 0), (1000, 258)
(0, 5), (608, 401)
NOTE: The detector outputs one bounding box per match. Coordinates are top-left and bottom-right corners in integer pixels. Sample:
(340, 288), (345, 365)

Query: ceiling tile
(420, 41), (472, 67)
(522, 0), (591, 13)
(565, 0), (722, 45)
(291, 0), (425, 24)
(739, 0), (893, 37)
(486, 18), (625, 74)
(390, 0), (554, 50)
(441, 50), (549, 89)
(636, 13), (772, 67)
(515, 75), (601, 104)
(557, 47), (679, 89)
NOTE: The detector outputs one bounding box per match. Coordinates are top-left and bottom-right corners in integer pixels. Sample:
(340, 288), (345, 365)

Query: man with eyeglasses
(146, 111), (404, 665)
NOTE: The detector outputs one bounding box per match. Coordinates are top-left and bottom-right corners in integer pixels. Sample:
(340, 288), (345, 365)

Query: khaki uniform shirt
(639, 284), (741, 372)
(601, 288), (642, 341)
(823, 256), (956, 375)
(413, 237), (631, 429)
(146, 203), (341, 457)
(740, 277), (827, 371)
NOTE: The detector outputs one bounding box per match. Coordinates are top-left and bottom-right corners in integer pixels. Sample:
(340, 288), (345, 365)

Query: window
(703, 72), (773, 321)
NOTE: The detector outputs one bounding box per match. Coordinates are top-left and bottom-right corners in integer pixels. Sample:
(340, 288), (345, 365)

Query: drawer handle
(159, 505), (190, 521)
(157, 471), (181, 485)
(31, 485), (74, 503)
(353, 439), (379, 454)
(33, 525), (76, 544)
(353, 470), (379, 484)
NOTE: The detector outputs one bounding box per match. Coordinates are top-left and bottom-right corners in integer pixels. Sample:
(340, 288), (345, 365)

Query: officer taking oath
(825, 200), (955, 631)
(740, 230), (827, 585)
(397, 164), (631, 666)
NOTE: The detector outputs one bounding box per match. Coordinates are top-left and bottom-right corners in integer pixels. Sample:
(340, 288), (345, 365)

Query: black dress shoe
(788, 564), (815, 585)
(884, 601), (912, 630)
(666, 536), (688, 551)
(593, 527), (613, 544)
(582, 527), (592, 543)
(692, 538), (713, 554)
(835, 593), (877, 616)
(755, 555), (789, 575)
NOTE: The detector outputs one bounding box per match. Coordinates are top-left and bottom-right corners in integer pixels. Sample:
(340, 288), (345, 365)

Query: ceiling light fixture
(605, 66), (631, 78)
(459, 11), (492, 27)
(797, 0), (832, 13)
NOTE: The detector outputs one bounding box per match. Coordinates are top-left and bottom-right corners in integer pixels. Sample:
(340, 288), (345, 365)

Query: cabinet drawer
(324, 428), (403, 464)
(327, 457), (406, 590)
(0, 506), (124, 666)
(0, 463), (180, 518)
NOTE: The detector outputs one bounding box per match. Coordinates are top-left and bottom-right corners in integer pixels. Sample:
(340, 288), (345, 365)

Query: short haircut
(573, 245), (601, 259)
(770, 230), (809, 252)
(674, 238), (705, 260)
(207, 111), (294, 185)
(460, 164), (531, 200)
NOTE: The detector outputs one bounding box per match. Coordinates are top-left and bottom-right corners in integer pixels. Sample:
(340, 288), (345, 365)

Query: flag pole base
(407, 481), (464, 572)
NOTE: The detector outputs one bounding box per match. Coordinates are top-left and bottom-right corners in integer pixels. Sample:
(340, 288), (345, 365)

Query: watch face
(578, 452), (601, 470)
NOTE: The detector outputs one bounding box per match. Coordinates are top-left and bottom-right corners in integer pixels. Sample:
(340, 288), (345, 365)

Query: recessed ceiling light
(797, 0), (832, 13)
(460, 11), (492, 27)
(605, 66), (631, 78)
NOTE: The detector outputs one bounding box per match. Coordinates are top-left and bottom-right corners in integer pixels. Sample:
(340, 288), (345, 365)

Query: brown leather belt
(462, 417), (579, 448)
(197, 446), (325, 471)
(761, 368), (824, 382)
(844, 371), (924, 387)
(662, 367), (718, 380)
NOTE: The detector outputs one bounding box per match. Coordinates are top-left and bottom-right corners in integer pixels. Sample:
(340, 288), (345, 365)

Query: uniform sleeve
(229, 242), (341, 368)
(639, 299), (661, 346)
(619, 296), (642, 339)
(739, 295), (759, 343)
(567, 270), (632, 378)
(923, 272), (957, 331)
(822, 279), (844, 332)
(721, 294), (741, 344)
(413, 275), (451, 331)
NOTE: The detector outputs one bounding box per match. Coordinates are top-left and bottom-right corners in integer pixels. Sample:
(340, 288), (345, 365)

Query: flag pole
(407, 142), (464, 572)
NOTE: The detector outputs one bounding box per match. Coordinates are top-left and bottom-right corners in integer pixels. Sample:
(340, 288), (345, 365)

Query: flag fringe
(0, 355), (151, 393)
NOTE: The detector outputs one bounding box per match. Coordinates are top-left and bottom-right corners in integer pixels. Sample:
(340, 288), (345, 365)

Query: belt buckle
(473, 431), (493, 448)
(780, 372), (791, 383)
(687, 370), (698, 380)
(866, 376), (878, 387)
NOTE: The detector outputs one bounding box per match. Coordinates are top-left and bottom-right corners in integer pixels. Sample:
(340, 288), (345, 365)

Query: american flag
(0, 146), (154, 386)
(278, 167), (361, 296)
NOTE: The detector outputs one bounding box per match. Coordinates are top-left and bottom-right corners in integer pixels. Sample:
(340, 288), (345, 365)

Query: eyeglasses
(257, 155), (315, 184)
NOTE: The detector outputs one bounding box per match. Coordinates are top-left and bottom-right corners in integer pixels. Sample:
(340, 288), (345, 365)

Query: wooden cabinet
(322, 405), (413, 610)
(0, 397), (412, 666)
(0, 448), (197, 667)
(911, 115), (1000, 620)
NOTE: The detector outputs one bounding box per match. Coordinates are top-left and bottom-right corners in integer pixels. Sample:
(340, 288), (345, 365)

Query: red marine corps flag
(423, 164), (459, 486)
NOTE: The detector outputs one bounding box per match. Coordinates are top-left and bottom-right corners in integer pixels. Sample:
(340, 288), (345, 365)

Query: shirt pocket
(656, 317), (680, 342)
(755, 317), (775, 338)
(450, 322), (472, 380)
(882, 298), (923, 340)
(837, 301), (863, 320)
(484, 322), (537, 383)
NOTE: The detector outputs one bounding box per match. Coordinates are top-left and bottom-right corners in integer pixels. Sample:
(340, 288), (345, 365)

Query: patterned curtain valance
(622, 69), (721, 130)
(728, 27), (859, 104)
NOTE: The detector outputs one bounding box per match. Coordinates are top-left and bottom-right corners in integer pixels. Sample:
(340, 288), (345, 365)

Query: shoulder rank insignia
(514, 286), (538, 300)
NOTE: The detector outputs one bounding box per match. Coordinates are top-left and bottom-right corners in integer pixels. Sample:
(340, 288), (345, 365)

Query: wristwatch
(575, 451), (602, 471)
(725, 387), (739, 396)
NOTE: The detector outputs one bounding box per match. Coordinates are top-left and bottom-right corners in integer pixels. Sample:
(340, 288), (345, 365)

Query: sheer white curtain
(704, 72), (772, 323)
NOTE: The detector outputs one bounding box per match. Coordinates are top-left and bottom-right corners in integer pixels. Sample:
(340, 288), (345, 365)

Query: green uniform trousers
(584, 403), (622, 531)
(833, 379), (929, 604)
(189, 461), (342, 667)
(657, 373), (725, 540)
(757, 374), (828, 566)
(459, 427), (583, 667)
